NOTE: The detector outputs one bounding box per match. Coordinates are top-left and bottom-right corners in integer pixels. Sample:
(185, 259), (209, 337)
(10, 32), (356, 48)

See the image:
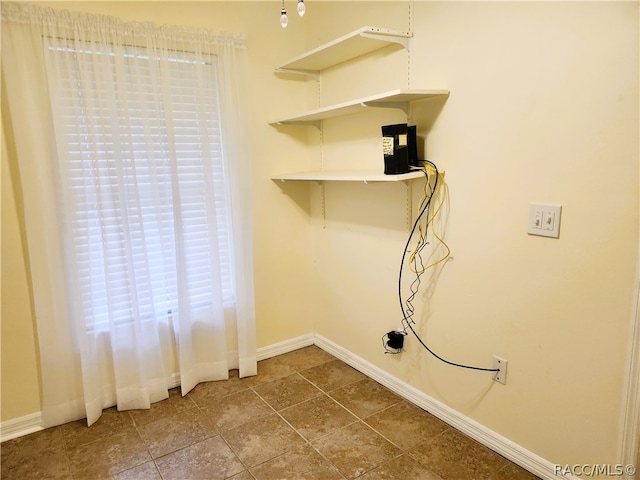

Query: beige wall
(2, 0), (638, 469)
(308, 0), (639, 467)
(2, 94), (42, 421)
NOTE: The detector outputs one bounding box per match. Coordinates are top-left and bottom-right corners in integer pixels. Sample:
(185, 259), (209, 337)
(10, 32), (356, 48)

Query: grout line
(246, 358), (382, 479)
(218, 431), (253, 477)
(238, 353), (420, 477)
(354, 451), (408, 480)
(250, 384), (310, 445)
(286, 363), (406, 478)
(305, 436), (350, 480)
(153, 460), (166, 480)
(245, 385), (324, 476)
(278, 355), (454, 480)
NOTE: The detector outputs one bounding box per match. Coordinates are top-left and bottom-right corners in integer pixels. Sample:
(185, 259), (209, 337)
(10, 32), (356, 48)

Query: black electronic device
(382, 123), (418, 174)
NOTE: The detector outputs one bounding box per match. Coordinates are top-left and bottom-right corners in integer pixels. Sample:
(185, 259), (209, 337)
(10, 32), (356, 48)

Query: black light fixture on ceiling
(280, 0), (305, 28)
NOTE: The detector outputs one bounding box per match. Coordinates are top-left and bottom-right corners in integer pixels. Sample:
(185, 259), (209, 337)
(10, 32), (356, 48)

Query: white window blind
(46, 38), (235, 331)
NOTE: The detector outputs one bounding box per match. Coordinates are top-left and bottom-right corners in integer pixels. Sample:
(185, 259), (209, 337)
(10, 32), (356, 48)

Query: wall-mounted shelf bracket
(277, 177), (323, 186)
(274, 68), (320, 80)
(361, 101), (410, 116)
(360, 31), (410, 51)
(275, 120), (322, 129)
(270, 89), (448, 129)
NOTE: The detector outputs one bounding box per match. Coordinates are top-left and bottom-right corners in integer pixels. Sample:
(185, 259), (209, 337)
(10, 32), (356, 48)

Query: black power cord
(395, 161), (499, 373)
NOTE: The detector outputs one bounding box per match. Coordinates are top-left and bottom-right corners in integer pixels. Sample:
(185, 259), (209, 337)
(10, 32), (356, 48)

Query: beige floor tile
(312, 421), (402, 480)
(0, 426), (65, 473)
(495, 462), (541, 479)
(364, 401), (449, 450)
(199, 388), (273, 432)
(222, 413), (305, 467)
(250, 444), (345, 480)
(1, 426), (71, 480)
(330, 378), (401, 418)
(357, 454), (443, 480)
(300, 359), (367, 392)
(188, 370), (251, 405)
(137, 408), (217, 458)
(270, 345), (336, 371)
(408, 428), (510, 480)
(155, 435), (245, 480)
(1, 457), (71, 480)
(112, 461), (163, 480)
(239, 356), (299, 388)
(280, 394), (358, 441)
(128, 387), (197, 427)
(252, 373), (323, 411)
(228, 471), (256, 480)
(61, 406), (136, 449)
(67, 428), (150, 479)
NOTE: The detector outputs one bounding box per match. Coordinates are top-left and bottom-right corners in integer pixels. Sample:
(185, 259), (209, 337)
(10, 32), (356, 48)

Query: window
(46, 38), (235, 332)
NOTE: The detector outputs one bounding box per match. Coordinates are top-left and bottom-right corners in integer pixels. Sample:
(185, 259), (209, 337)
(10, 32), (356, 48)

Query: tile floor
(1, 346), (541, 480)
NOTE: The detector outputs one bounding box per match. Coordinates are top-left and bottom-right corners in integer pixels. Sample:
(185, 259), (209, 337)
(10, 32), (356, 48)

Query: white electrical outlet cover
(492, 355), (507, 385)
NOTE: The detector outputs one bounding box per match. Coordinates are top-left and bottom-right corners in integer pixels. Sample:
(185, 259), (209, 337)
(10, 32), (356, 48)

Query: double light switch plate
(528, 203), (562, 238)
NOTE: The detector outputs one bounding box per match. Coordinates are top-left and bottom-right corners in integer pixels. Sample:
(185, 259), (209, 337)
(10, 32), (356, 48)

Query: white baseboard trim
(0, 412), (43, 443)
(256, 333), (315, 361)
(313, 333), (563, 480)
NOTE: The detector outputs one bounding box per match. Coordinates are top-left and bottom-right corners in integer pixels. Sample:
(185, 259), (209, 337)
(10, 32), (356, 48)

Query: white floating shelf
(276, 26), (412, 74)
(270, 88), (449, 128)
(271, 169), (426, 183)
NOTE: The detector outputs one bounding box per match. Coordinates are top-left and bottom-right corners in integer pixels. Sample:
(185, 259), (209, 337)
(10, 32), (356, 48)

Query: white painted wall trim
(314, 333), (569, 480)
(257, 333), (316, 361)
(0, 412), (43, 443)
(619, 255), (640, 480)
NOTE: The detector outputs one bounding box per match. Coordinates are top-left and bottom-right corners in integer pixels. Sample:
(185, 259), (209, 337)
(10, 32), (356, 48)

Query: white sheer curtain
(1, 2), (256, 427)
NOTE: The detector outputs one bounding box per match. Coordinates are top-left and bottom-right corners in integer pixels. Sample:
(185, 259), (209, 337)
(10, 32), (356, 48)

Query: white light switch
(528, 203), (562, 238)
(533, 211), (542, 229)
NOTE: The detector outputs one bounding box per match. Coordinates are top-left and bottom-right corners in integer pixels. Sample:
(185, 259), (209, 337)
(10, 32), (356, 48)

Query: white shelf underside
(271, 170), (426, 183)
(277, 26), (412, 73)
(270, 89), (449, 126)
